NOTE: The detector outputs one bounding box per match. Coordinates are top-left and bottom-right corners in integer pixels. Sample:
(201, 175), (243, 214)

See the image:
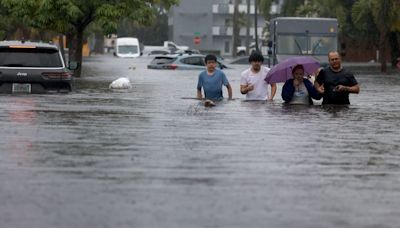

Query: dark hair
(292, 64), (304, 74)
(204, 54), (217, 63)
(248, 51), (264, 63)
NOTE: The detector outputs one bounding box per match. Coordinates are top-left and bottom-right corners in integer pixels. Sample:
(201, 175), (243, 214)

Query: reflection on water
(7, 97), (38, 123)
(1, 97), (37, 165)
(0, 55), (400, 228)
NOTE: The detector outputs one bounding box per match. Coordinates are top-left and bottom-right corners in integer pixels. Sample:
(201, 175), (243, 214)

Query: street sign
(193, 36), (201, 45)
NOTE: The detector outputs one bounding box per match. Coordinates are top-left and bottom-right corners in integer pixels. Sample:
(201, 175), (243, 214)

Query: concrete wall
(169, 0), (213, 51)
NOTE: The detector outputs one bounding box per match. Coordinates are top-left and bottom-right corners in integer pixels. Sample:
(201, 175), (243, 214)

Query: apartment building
(168, 0), (265, 56)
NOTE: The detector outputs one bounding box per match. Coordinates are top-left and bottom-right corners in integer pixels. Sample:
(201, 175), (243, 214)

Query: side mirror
(68, 61), (79, 70)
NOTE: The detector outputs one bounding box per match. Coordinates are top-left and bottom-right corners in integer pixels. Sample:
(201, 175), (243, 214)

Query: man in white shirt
(240, 52), (277, 101)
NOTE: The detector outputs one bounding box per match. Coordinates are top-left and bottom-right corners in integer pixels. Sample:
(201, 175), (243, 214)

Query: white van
(114, 37), (141, 58)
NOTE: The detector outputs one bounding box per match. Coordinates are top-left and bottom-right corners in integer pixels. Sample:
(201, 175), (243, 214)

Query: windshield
(0, 47), (63, 67)
(276, 35), (337, 55)
(150, 57), (176, 65)
(118, 45), (138, 54)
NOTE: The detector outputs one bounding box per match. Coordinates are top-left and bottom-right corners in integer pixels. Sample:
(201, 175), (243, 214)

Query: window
(180, 57), (205, 66)
(150, 57), (176, 65)
(118, 45), (138, 54)
(0, 48), (63, 67)
(276, 34), (337, 55)
(225, 41), (230, 53)
(310, 36), (337, 55)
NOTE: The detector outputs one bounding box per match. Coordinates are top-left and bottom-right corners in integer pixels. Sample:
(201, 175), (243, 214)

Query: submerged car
(147, 49), (170, 56)
(0, 40), (77, 94)
(147, 53), (227, 70)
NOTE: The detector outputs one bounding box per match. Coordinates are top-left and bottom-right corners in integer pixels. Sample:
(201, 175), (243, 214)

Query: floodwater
(1, 55), (400, 228)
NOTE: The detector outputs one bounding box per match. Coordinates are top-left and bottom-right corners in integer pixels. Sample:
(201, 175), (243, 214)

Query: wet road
(1, 55), (400, 228)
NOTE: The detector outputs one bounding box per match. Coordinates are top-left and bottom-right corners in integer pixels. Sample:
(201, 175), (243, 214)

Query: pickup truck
(237, 42), (268, 56)
(143, 41), (189, 55)
(237, 42), (258, 56)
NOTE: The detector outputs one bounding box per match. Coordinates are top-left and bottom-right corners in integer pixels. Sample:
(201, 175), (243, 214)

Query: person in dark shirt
(314, 51), (360, 104)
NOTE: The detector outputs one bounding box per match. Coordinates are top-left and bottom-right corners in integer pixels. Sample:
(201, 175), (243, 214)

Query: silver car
(0, 40), (77, 94)
(147, 53), (227, 70)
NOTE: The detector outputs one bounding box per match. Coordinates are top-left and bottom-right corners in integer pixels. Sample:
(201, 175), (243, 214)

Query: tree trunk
(67, 28), (83, 77)
(67, 33), (75, 64)
(379, 30), (387, 73)
(74, 28), (84, 77)
(389, 32), (400, 67)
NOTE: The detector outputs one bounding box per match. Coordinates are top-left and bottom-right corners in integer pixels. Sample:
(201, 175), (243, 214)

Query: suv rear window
(150, 57), (176, 65)
(0, 47), (63, 67)
(180, 57), (205, 66)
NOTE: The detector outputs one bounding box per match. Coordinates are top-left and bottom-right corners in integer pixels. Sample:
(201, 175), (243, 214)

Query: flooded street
(1, 54), (400, 228)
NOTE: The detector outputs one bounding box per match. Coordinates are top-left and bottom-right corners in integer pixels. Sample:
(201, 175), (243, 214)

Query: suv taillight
(42, 72), (72, 79)
(164, 64), (178, 70)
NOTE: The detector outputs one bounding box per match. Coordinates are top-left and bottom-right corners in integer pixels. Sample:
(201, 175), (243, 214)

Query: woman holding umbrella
(281, 64), (321, 105)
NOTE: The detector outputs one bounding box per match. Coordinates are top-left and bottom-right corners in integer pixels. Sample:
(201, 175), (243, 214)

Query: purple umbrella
(265, 56), (321, 84)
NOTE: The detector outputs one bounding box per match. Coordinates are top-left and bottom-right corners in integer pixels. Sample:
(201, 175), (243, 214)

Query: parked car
(147, 53), (227, 70)
(173, 49), (201, 54)
(0, 40), (77, 94)
(147, 49), (170, 56)
(230, 55), (271, 65)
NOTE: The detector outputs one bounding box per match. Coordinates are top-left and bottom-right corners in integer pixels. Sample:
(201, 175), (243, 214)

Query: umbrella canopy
(265, 56), (321, 84)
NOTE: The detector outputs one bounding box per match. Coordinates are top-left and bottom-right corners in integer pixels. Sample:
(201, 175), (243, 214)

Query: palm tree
(352, 0), (400, 72)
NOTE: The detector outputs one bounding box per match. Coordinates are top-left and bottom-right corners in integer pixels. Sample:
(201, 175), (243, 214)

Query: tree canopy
(1, 0), (179, 76)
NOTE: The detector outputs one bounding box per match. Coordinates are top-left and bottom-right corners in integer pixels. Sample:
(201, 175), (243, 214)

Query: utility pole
(246, 0), (250, 55)
(254, 0), (259, 53)
(232, 0), (240, 57)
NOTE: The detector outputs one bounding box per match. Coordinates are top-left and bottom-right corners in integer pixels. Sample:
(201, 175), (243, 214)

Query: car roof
(0, 40), (59, 49)
(169, 53), (205, 57)
(152, 53), (205, 59)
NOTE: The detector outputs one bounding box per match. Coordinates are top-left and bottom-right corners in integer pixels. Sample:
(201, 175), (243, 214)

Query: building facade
(168, 0), (265, 56)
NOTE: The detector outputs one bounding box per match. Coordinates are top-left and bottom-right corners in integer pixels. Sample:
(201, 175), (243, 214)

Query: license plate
(12, 83), (32, 93)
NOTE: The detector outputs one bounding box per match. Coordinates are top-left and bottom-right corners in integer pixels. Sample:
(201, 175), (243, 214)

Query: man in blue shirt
(197, 54), (232, 101)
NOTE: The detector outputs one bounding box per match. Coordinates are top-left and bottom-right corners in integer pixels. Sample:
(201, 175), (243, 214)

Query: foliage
(280, 0), (304, 16)
(351, 0), (379, 39)
(259, 0), (273, 19)
(0, 4), (9, 39)
(352, 0), (400, 70)
(0, 0), (179, 76)
(116, 6), (170, 45)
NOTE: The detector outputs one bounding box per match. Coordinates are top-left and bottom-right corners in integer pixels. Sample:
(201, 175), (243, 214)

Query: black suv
(0, 40), (76, 93)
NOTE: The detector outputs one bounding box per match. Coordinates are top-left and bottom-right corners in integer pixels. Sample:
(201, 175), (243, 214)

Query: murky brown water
(1, 55), (399, 228)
